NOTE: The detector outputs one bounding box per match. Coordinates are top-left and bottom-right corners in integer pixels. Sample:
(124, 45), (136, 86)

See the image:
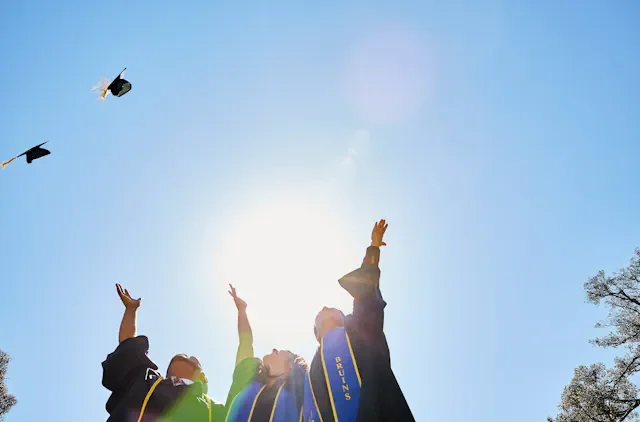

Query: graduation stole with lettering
(303, 327), (362, 422)
(225, 380), (298, 422)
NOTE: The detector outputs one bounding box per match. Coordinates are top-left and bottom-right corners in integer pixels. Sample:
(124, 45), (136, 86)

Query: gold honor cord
(308, 368), (325, 422)
(344, 333), (362, 387)
(137, 376), (163, 422)
(320, 338), (339, 422)
(137, 376), (212, 422)
(268, 382), (287, 422)
(247, 384), (268, 421)
(225, 381), (289, 422)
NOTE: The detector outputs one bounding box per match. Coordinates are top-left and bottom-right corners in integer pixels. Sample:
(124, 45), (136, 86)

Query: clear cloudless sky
(1, 1), (639, 421)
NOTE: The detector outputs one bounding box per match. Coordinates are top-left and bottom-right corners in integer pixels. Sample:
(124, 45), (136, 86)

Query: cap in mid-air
(93, 68), (132, 100)
(1, 142), (51, 170)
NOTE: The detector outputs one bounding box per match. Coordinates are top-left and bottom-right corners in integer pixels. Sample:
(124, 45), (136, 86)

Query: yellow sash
(137, 376), (212, 422)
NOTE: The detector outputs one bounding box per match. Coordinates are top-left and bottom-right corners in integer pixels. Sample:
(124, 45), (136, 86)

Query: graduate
(101, 284), (226, 422)
(224, 285), (308, 422)
(303, 220), (415, 422)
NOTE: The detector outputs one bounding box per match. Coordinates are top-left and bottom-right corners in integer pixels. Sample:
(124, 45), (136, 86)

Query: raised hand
(116, 283), (141, 310)
(370, 219), (389, 247)
(228, 284), (247, 312)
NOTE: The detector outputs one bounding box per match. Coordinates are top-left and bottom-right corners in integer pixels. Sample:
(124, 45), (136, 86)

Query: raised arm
(339, 220), (388, 334)
(116, 283), (141, 343)
(229, 284), (254, 365)
(364, 218), (387, 267)
(103, 284), (152, 410)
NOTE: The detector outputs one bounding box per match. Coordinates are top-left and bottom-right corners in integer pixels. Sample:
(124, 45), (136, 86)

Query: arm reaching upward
(116, 284), (141, 343)
(340, 220), (389, 334)
(229, 284), (254, 365)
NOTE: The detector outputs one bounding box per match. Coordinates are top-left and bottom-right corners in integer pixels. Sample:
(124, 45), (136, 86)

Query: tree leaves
(0, 349), (16, 421)
(550, 249), (640, 421)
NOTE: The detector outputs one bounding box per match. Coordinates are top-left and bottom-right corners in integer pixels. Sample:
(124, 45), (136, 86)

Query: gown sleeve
(101, 335), (158, 393)
(339, 246), (387, 336)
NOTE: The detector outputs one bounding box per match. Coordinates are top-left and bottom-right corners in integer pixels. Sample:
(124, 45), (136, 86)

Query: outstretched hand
(116, 283), (141, 310)
(371, 219), (389, 247)
(228, 284), (247, 312)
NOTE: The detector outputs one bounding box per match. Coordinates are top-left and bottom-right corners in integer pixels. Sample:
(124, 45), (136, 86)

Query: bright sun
(212, 199), (359, 355)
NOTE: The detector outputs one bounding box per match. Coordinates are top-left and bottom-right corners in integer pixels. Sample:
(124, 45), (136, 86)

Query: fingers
(124, 289), (140, 301)
(116, 284), (140, 302)
(371, 219), (388, 247)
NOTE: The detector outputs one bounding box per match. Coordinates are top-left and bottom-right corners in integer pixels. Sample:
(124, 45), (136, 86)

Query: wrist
(364, 245), (381, 266)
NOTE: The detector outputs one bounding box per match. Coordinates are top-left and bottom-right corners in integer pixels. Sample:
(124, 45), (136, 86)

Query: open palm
(228, 284), (247, 311)
(371, 219), (389, 247)
(116, 283), (141, 309)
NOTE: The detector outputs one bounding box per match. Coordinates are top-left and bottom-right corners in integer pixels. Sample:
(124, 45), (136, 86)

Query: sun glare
(212, 200), (358, 354)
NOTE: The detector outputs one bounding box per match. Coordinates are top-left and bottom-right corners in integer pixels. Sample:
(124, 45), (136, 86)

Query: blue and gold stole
(226, 380), (298, 422)
(303, 327), (362, 422)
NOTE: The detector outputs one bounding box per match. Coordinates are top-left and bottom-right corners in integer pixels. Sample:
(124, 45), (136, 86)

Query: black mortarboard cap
(1, 142), (51, 169)
(107, 68), (132, 97)
(93, 68), (131, 100)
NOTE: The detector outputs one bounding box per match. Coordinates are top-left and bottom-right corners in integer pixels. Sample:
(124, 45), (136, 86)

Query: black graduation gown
(101, 335), (224, 422)
(309, 246), (415, 422)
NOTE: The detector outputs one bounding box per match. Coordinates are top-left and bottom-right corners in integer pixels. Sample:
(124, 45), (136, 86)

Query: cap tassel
(91, 78), (110, 101)
(1, 157), (16, 170)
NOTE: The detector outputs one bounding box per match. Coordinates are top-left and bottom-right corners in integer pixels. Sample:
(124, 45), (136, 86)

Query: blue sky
(1, 1), (639, 421)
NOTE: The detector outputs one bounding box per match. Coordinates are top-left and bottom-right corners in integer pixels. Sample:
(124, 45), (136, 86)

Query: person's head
(314, 306), (345, 342)
(262, 349), (301, 379)
(260, 349), (308, 404)
(166, 353), (203, 382)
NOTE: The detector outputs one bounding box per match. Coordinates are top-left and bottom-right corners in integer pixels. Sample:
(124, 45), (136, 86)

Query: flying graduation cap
(92, 68), (132, 100)
(1, 142), (51, 170)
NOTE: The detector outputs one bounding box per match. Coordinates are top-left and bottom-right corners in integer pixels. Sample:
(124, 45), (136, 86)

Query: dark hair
(257, 351), (308, 409)
(285, 351), (308, 407)
(166, 354), (201, 378)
